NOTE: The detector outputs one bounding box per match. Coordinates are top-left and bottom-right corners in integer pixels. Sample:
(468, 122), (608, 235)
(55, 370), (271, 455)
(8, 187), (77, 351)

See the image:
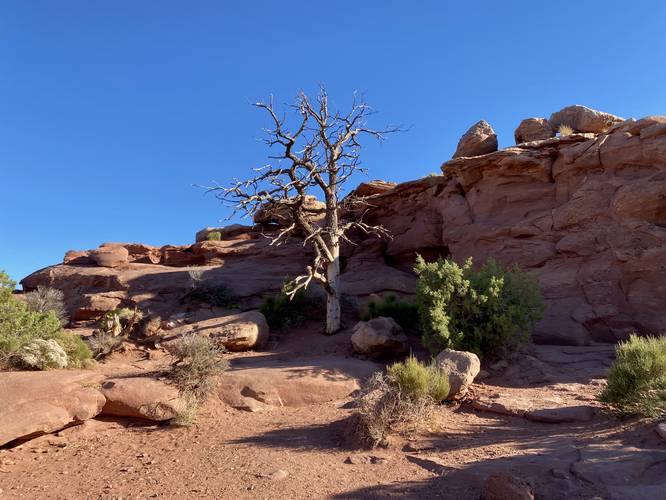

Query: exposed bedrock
(21, 111), (666, 345)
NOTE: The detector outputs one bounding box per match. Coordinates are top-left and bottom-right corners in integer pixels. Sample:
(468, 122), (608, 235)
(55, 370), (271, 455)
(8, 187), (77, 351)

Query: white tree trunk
(325, 247), (341, 335)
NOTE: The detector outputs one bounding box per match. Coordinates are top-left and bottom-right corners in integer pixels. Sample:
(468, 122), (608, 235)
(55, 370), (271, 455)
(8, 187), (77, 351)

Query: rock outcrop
(515, 118), (554, 143)
(0, 371), (106, 446)
(549, 105), (623, 134)
(452, 120), (498, 158)
(20, 109), (666, 346)
(100, 377), (185, 421)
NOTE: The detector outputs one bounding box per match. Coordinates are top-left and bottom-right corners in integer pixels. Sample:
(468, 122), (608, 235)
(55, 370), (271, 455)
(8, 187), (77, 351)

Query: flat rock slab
(0, 370), (105, 446)
(100, 377), (184, 421)
(218, 356), (379, 408)
(525, 405), (595, 423)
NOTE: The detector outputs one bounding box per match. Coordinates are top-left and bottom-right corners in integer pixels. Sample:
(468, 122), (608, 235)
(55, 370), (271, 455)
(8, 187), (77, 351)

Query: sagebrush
(599, 334), (666, 418)
(415, 256), (545, 357)
(205, 231), (222, 241)
(186, 270), (237, 308)
(24, 286), (68, 325)
(355, 356), (449, 447)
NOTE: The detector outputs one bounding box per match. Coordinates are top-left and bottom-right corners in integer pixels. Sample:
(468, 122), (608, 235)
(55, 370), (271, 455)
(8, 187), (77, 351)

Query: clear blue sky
(2, 1), (665, 283)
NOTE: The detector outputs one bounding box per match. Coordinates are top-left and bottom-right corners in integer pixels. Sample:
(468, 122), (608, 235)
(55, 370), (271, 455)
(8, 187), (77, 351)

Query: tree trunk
(325, 247), (341, 335)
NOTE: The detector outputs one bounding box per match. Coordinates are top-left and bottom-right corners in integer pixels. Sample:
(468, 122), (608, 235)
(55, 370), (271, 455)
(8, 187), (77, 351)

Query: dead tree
(210, 88), (399, 334)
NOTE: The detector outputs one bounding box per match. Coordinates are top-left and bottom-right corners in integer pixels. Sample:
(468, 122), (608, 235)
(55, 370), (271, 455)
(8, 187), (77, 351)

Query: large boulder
(168, 311), (269, 352)
(89, 246), (129, 268)
(350, 317), (408, 358)
(548, 105), (623, 134)
(195, 224), (253, 242)
(514, 118), (554, 143)
(0, 370), (105, 446)
(100, 377), (185, 421)
(71, 291), (127, 321)
(452, 120), (498, 158)
(435, 349), (480, 399)
(217, 357), (378, 408)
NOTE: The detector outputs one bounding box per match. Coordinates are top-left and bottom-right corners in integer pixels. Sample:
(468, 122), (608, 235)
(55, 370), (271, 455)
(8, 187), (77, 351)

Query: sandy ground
(1, 326), (665, 500)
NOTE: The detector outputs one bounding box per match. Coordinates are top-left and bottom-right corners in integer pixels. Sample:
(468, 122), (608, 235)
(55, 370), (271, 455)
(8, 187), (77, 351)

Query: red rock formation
(21, 113), (666, 345)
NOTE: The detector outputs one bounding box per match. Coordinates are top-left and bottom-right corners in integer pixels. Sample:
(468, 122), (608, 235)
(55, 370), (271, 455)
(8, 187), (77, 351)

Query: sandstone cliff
(22, 112), (666, 345)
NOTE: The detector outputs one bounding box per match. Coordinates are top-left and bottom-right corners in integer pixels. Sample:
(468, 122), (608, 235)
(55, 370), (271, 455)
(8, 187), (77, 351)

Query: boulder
(0, 370), (105, 446)
(350, 317), (408, 358)
(89, 246), (129, 268)
(63, 250), (92, 265)
(452, 120), (498, 158)
(100, 242), (162, 264)
(549, 105), (623, 134)
(167, 311), (269, 352)
(72, 291), (127, 321)
(100, 377), (185, 421)
(435, 349), (480, 399)
(481, 472), (534, 500)
(218, 357), (378, 408)
(514, 118), (554, 143)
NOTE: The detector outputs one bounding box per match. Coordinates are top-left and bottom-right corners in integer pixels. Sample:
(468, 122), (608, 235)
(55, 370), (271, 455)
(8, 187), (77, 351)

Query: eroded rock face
(0, 370), (106, 446)
(453, 120), (498, 158)
(20, 112), (666, 345)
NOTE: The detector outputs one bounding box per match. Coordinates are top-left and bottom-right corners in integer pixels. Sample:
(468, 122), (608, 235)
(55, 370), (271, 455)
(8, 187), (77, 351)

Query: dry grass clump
(354, 356), (449, 447)
(558, 124), (574, 137)
(167, 334), (229, 425)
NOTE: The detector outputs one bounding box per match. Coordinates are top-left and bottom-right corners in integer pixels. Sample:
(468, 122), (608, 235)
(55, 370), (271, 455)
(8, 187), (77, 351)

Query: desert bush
(98, 308), (143, 337)
(205, 231), (222, 241)
(558, 124), (574, 137)
(167, 334), (228, 403)
(260, 281), (326, 329)
(24, 286), (68, 325)
(18, 339), (68, 370)
(362, 294), (419, 330)
(186, 270), (237, 308)
(0, 270), (92, 369)
(599, 334), (666, 418)
(414, 256), (545, 357)
(354, 356), (448, 447)
(87, 331), (124, 359)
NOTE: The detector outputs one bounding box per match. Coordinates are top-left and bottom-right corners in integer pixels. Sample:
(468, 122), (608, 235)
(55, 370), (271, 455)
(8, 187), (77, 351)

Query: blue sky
(2, 1), (665, 283)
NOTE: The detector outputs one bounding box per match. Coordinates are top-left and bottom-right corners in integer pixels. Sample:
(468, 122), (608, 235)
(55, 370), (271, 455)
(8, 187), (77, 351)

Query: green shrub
(206, 231), (222, 241)
(363, 294), (419, 330)
(387, 356), (450, 403)
(414, 256), (545, 357)
(24, 286), (68, 325)
(0, 270), (92, 369)
(599, 334), (666, 418)
(260, 282), (325, 329)
(18, 339), (68, 370)
(87, 331), (123, 359)
(354, 357), (449, 447)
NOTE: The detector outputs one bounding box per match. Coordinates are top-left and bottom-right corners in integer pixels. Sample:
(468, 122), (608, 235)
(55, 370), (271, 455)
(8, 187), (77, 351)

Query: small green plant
(558, 124), (574, 137)
(363, 294), (419, 330)
(415, 256), (545, 357)
(98, 308), (143, 337)
(185, 270), (238, 308)
(387, 356), (450, 403)
(24, 286), (68, 326)
(205, 231), (222, 241)
(260, 282), (325, 329)
(599, 334), (666, 418)
(53, 331), (93, 367)
(354, 356), (449, 447)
